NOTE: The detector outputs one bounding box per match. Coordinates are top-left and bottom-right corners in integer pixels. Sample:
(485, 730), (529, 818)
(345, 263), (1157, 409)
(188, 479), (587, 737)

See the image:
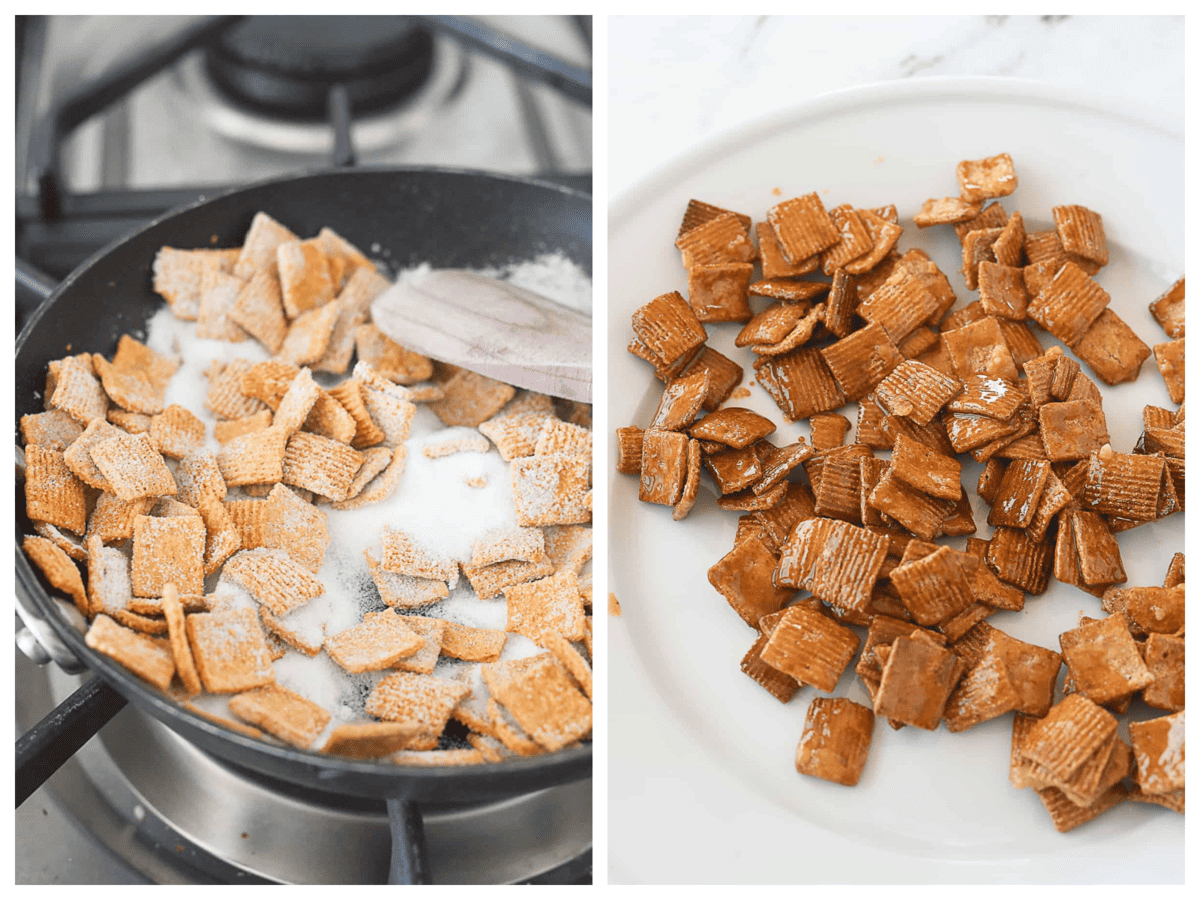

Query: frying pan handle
(16, 675), (127, 807)
(16, 257), (57, 330)
(385, 797), (432, 884)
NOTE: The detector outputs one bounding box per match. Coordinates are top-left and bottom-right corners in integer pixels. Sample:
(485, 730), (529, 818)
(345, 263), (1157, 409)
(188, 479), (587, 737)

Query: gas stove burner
(173, 29), (465, 158)
(204, 16), (436, 121)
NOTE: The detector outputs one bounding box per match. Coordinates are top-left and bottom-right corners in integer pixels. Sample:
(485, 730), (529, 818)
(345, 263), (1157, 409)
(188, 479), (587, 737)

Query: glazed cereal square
(795, 697), (875, 786)
(131, 514), (205, 597)
(512, 452), (591, 526)
(85, 614), (175, 690)
(186, 607), (276, 693)
(956, 153), (1018, 203)
(1059, 615), (1153, 705)
(1129, 711), (1185, 794)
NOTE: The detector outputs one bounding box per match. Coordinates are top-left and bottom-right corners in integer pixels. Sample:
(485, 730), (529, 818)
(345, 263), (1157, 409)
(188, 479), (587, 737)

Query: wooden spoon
(370, 270), (591, 402)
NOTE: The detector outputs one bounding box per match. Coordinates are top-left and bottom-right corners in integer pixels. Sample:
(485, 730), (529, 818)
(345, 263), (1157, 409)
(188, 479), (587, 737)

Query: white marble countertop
(608, 15), (1183, 199)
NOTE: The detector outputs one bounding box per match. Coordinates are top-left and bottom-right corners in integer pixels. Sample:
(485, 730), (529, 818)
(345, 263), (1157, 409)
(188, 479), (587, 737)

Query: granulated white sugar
(140, 255), (591, 739)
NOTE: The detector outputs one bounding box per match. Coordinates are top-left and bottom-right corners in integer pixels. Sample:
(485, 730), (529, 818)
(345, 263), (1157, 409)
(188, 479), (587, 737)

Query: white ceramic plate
(607, 78), (1183, 884)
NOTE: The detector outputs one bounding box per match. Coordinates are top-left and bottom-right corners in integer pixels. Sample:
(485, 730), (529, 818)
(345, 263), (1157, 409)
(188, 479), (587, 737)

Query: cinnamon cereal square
(186, 607), (276, 693)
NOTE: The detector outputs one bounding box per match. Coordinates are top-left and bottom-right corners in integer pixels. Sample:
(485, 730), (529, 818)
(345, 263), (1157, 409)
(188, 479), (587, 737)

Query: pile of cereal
(616, 154), (1183, 829)
(21, 212), (593, 765)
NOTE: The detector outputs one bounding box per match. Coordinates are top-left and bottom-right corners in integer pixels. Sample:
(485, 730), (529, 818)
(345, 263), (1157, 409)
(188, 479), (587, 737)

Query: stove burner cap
(204, 16), (436, 121)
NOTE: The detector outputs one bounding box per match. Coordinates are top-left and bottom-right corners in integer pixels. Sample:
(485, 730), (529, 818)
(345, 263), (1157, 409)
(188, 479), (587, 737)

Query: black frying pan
(15, 167), (592, 883)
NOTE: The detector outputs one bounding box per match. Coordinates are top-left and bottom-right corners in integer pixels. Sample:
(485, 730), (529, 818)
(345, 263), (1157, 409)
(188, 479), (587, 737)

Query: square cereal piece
(822, 271), (858, 339)
(889, 546), (975, 627)
(186, 607), (276, 693)
(482, 653), (592, 752)
(1140, 633), (1185, 711)
(196, 270), (249, 343)
(48, 356), (108, 425)
(277, 237), (335, 319)
(324, 610), (425, 674)
(534, 419), (592, 458)
(230, 269), (289, 355)
(282, 431), (363, 501)
(461, 555), (555, 601)
(428, 369), (516, 428)
(630, 291), (708, 370)
(322, 722), (422, 759)
(960, 226), (1003, 290)
(1149, 276), (1184, 338)
(867, 472), (955, 542)
(328, 443), (407, 511)
(775, 517), (888, 613)
(272, 368), (322, 436)
(767, 193), (841, 263)
(480, 411), (556, 461)
(705, 444), (766, 496)
(541, 524), (592, 574)
(233, 211), (298, 278)
(755, 221), (818, 279)
(987, 459), (1051, 529)
(222, 548), (324, 616)
(1059, 614), (1153, 705)
(690, 407), (775, 449)
(87, 494), (154, 545)
(1022, 693), (1118, 784)
(991, 210), (1025, 268)
(707, 535), (792, 628)
(504, 570), (586, 645)
(677, 346), (744, 412)
(741, 632), (801, 703)
(240, 359), (301, 410)
(985, 526), (1053, 594)
(977, 261), (1028, 319)
(649, 372), (709, 434)
(91, 355), (164, 416)
(23, 535), (89, 616)
(354, 323), (434, 384)
(149, 405), (205, 460)
(24, 445), (88, 535)
(229, 684), (331, 749)
(160, 584), (202, 696)
(755, 348), (846, 422)
(1038, 400), (1109, 462)
(439, 621), (508, 662)
(675, 211), (756, 268)
(956, 153), (1017, 203)
(857, 268), (939, 344)
(327, 379), (385, 448)
(259, 607), (323, 657)
(1036, 784), (1129, 833)
(872, 633), (964, 730)
(985, 627), (1061, 718)
(954, 200), (1008, 243)
(176, 448), (227, 507)
(942, 317), (1019, 382)
(131, 514), (205, 597)
(873, 361), (962, 426)
(913, 196), (983, 228)
(380, 527), (458, 584)
(943, 651), (1019, 733)
(760, 604), (861, 692)
(819, 205), (873, 275)
(316, 267), (392, 374)
(844, 209), (903, 276)
(815, 326), (904, 405)
(509, 451), (590, 527)
(543, 631), (593, 699)
(90, 432), (177, 501)
(152, 246), (238, 320)
(1129, 711), (1185, 794)
(85, 614), (175, 690)
(795, 697), (875, 786)
(217, 426), (288, 487)
(20, 409), (85, 451)
(365, 672), (471, 739)
(278, 301), (340, 367)
(809, 413), (851, 451)
(678, 199), (752, 240)
(1028, 262), (1110, 347)
(471, 526), (545, 569)
(889, 433), (962, 501)
(1153, 337), (1185, 404)
(1072, 309), (1151, 386)
(392, 616), (446, 675)
(1084, 448), (1164, 521)
(366, 549), (450, 608)
(687, 263), (754, 322)
(1053, 204), (1108, 267)
(206, 359), (268, 421)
